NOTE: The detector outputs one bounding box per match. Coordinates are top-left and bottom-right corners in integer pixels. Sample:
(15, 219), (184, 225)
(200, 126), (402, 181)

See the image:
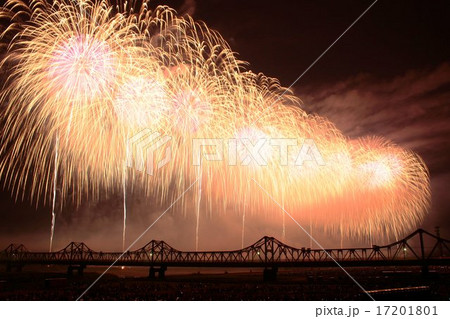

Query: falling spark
(122, 167), (127, 252)
(195, 165), (202, 251)
(49, 135), (59, 252)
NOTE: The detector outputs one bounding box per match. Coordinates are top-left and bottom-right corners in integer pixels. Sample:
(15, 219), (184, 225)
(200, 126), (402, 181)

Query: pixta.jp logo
(127, 129), (172, 175)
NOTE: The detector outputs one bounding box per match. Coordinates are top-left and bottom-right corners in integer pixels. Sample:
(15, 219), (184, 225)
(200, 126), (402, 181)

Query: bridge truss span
(1, 229), (449, 273)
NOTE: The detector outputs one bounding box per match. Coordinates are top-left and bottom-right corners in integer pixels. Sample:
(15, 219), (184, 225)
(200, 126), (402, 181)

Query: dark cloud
(297, 62), (450, 237)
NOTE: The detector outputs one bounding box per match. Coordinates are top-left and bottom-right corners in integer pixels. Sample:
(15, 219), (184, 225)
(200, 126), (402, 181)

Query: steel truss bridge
(1, 229), (449, 279)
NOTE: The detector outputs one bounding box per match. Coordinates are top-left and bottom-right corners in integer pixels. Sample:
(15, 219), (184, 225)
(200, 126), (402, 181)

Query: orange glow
(0, 0), (431, 243)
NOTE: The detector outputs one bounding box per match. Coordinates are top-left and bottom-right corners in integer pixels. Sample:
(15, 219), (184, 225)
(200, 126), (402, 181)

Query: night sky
(1, 0), (449, 251)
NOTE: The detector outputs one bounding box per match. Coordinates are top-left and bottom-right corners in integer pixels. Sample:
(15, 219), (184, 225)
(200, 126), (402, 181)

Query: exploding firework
(0, 0), (431, 249)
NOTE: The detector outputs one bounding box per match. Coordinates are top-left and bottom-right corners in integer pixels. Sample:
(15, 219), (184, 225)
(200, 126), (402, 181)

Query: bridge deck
(1, 229), (449, 269)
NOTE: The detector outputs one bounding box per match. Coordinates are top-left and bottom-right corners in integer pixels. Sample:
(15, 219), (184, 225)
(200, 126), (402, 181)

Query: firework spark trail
(241, 210), (245, 249)
(241, 179), (249, 249)
(122, 165), (127, 251)
(0, 0), (432, 246)
(282, 200), (286, 242)
(195, 165), (202, 250)
(121, 130), (131, 252)
(49, 135), (59, 252)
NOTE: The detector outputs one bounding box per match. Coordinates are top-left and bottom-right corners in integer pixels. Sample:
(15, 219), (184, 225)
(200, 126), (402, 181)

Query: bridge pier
(263, 266), (278, 281)
(421, 263), (429, 276)
(148, 266), (167, 279)
(67, 264), (86, 276)
(5, 263), (23, 273)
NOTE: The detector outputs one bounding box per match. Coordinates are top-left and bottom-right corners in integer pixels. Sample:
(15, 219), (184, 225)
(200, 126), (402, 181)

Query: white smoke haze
(180, 0), (196, 16)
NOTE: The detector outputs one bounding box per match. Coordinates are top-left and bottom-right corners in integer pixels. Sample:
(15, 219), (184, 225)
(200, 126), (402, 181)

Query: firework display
(0, 0), (430, 246)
